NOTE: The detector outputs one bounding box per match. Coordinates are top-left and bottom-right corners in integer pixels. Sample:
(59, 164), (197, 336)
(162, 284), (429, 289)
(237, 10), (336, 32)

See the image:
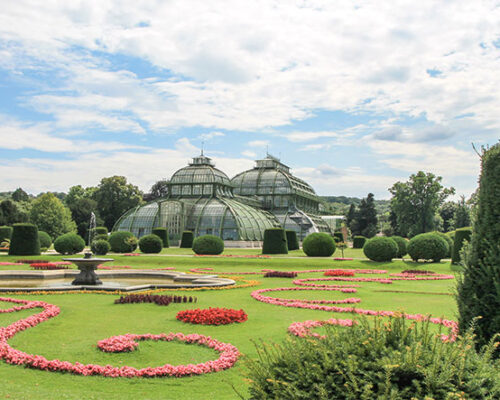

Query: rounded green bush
(54, 233), (85, 255)
(91, 239), (110, 256)
(302, 233), (336, 257)
(180, 231), (194, 248)
(152, 227), (169, 248)
(451, 227), (472, 264)
(390, 235), (407, 258)
(433, 231), (453, 258)
(94, 227), (108, 235)
(0, 226), (13, 243)
(139, 234), (163, 254)
(108, 231), (138, 253)
(363, 236), (398, 262)
(285, 230), (299, 251)
(8, 223), (40, 256)
(407, 233), (449, 262)
(262, 228), (288, 255)
(38, 231), (52, 249)
(192, 235), (224, 255)
(352, 235), (366, 249)
(93, 233), (108, 242)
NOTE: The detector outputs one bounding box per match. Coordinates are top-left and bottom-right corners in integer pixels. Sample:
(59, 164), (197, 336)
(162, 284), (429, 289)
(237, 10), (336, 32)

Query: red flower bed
(115, 294), (197, 306)
(30, 263), (69, 270)
(176, 308), (248, 325)
(333, 257), (353, 261)
(263, 271), (298, 278)
(123, 253), (140, 256)
(324, 269), (355, 277)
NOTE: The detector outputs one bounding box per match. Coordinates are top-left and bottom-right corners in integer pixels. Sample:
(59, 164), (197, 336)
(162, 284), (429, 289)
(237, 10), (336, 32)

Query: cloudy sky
(1, 0), (499, 199)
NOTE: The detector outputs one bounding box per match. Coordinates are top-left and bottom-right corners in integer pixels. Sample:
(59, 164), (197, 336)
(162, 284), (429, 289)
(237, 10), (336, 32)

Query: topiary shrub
(352, 235), (366, 249)
(245, 317), (500, 399)
(180, 231), (194, 248)
(407, 232), (448, 262)
(451, 227), (472, 264)
(94, 227), (108, 235)
(108, 231), (138, 253)
(262, 228), (288, 255)
(192, 235), (224, 255)
(38, 231), (52, 250)
(93, 233), (108, 242)
(302, 233), (336, 257)
(152, 227), (169, 248)
(53, 233), (85, 255)
(8, 223), (40, 256)
(285, 230), (299, 251)
(433, 231), (453, 258)
(363, 236), (397, 262)
(91, 239), (110, 256)
(333, 232), (343, 243)
(0, 226), (12, 243)
(390, 235), (407, 258)
(139, 234), (163, 254)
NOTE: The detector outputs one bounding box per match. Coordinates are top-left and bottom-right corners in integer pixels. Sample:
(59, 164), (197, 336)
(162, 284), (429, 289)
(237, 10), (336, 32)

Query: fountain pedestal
(63, 253), (114, 285)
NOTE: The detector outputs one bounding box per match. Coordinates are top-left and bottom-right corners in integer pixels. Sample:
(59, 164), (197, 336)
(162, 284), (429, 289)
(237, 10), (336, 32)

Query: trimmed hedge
(433, 231), (453, 258)
(8, 223), (40, 256)
(94, 227), (108, 235)
(91, 239), (110, 256)
(54, 233), (85, 255)
(302, 233), (336, 257)
(108, 231), (138, 253)
(262, 228), (288, 255)
(363, 236), (398, 262)
(180, 231), (194, 248)
(93, 234), (108, 242)
(352, 235), (366, 249)
(192, 235), (224, 255)
(452, 227), (472, 264)
(152, 227), (169, 248)
(333, 232), (343, 243)
(0, 226), (12, 242)
(285, 230), (299, 251)
(139, 234), (163, 254)
(407, 232), (448, 262)
(38, 231), (52, 250)
(390, 235), (407, 258)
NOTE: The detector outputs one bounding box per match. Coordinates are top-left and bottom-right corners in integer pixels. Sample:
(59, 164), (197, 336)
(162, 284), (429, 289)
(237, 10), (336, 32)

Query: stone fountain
(63, 252), (113, 285)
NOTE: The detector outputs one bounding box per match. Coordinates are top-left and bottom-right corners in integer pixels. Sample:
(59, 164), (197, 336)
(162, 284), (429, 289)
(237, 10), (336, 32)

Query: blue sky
(1, 0), (499, 199)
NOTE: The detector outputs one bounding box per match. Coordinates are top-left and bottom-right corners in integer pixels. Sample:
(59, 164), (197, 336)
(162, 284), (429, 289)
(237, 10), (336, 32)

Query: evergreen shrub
(108, 231), (138, 253)
(8, 223), (40, 256)
(180, 231), (194, 248)
(451, 227), (472, 264)
(0, 226), (12, 242)
(333, 232), (343, 243)
(262, 228), (288, 255)
(245, 317), (500, 399)
(93, 234), (108, 242)
(192, 235), (224, 255)
(352, 235), (366, 249)
(54, 233), (85, 255)
(302, 233), (336, 257)
(285, 230), (299, 251)
(94, 227), (108, 235)
(91, 239), (110, 256)
(390, 235), (407, 258)
(139, 234), (163, 254)
(407, 233), (448, 262)
(363, 236), (397, 262)
(152, 227), (169, 248)
(433, 231), (453, 258)
(38, 231), (52, 250)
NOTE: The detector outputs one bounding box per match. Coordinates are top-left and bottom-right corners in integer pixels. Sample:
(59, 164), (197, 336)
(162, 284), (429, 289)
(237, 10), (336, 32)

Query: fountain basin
(63, 255), (114, 285)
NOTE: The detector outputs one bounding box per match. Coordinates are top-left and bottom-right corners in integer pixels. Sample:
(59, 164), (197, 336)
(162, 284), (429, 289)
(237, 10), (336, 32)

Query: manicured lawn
(0, 250), (458, 400)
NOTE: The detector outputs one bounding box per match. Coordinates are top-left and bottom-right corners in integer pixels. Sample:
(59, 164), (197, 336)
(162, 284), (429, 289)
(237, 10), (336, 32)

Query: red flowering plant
(324, 270), (355, 277)
(176, 307), (248, 325)
(30, 263), (69, 270)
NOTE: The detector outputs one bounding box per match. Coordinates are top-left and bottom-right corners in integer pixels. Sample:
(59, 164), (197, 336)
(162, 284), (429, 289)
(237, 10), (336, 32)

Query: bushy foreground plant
(262, 228), (288, 255)
(302, 233), (336, 257)
(93, 233), (109, 242)
(285, 230), (299, 251)
(108, 231), (138, 253)
(54, 233), (85, 255)
(90, 239), (110, 255)
(192, 234), (224, 255)
(244, 317), (500, 400)
(152, 227), (169, 248)
(0, 226), (12, 242)
(38, 231), (52, 250)
(352, 235), (366, 249)
(138, 234), (163, 254)
(451, 227), (472, 264)
(362, 236), (397, 262)
(390, 235), (407, 258)
(407, 232), (448, 262)
(8, 223), (40, 256)
(180, 231), (194, 248)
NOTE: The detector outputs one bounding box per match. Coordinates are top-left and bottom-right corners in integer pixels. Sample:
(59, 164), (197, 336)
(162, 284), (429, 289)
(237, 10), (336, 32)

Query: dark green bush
(262, 228), (288, 255)
(333, 232), (343, 243)
(8, 223), (40, 256)
(302, 233), (336, 257)
(93, 233), (108, 242)
(0, 226), (12, 242)
(407, 232), (448, 262)
(108, 231), (138, 253)
(91, 239), (110, 256)
(352, 235), (366, 249)
(433, 231), (453, 258)
(285, 230), (299, 251)
(363, 236), (397, 262)
(94, 226), (108, 235)
(192, 235), (224, 255)
(38, 231), (52, 249)
(180, 231), (194, 248)
(390, 235), (407, 258)
(451, 227), (472, 264)
(152, 227), (169, 248)
(139, 234), (163, 254)
(245, 317), (500, 399)
(54, 233), (85, 255)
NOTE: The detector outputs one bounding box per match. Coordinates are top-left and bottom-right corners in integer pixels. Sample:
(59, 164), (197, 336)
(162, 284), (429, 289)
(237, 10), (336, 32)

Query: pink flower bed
(123, 253), (141, 256)
(0, 262), (25, 266)
(189, 267), (388, 276)
(333, 258), (353, 261)
(0, 297), (240, 378)
(288, 318), (357, 338)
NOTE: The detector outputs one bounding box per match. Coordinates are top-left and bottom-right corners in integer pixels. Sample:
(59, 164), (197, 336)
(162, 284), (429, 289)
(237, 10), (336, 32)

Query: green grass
(0, 250), (459, 400)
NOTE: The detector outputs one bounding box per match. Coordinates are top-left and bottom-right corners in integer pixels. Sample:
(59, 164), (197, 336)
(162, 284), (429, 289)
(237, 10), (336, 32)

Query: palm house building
(113, 153), (334, 246)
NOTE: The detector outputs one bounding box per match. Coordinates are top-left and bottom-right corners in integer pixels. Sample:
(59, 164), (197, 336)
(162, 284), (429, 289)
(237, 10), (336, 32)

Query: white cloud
(247, 140), (269, 147)
(300, 143), (332, 151)
(198, 131), (225, 141)
(241, 150), (257, 158)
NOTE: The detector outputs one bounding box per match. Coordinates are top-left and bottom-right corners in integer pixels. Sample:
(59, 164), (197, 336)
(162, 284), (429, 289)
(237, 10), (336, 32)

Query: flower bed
(332, 257), (353, 261)
(30, 263), (70, 270)
(323, 270), (355, 277)
(16, 260), (72, 265)
(123, 253), (141, 256)
(115, 294), (197, 306)
(263, 271), (298, 278)
(176, 308), (248, 325)
(0, 262), (25, 266)
(193, 254), (271, 258)
(189, 267), (388, 276)
(288, 318), (357, 338)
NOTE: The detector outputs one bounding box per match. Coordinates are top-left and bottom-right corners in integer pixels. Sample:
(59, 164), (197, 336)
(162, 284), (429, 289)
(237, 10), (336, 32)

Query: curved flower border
(288, 318), (357, 338)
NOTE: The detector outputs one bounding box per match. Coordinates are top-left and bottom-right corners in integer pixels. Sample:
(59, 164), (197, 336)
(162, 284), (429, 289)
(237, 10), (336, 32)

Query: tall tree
(145, 180), (169, 202)
(453, 195), (471, 229)
(346, 203), (356, 227)
(11, 188), (29, 202)
(92, 176), (143, 231)
(30, 193), (76, 239)
(348, 194), (378, 237)
(389, 171), (454, 237)
(0, 199), (29, 225)
(439, 201), (458, 232)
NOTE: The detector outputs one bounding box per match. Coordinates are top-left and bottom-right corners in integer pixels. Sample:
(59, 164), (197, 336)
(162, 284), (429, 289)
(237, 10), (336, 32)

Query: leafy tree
(29, 193), (76, 239)
(11, 188), (30, 202)
(439, 201), (458, 232)
(346, 203), (356, 227)
(453, 195), (471, 229)
(92, 176), (143, 231)
(65, 185), (100, 241)
(389, 171), (454, 237)
(144, 180), (169, 202)
(0, 199), (29, 225)
(349, 193), (378, 237)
